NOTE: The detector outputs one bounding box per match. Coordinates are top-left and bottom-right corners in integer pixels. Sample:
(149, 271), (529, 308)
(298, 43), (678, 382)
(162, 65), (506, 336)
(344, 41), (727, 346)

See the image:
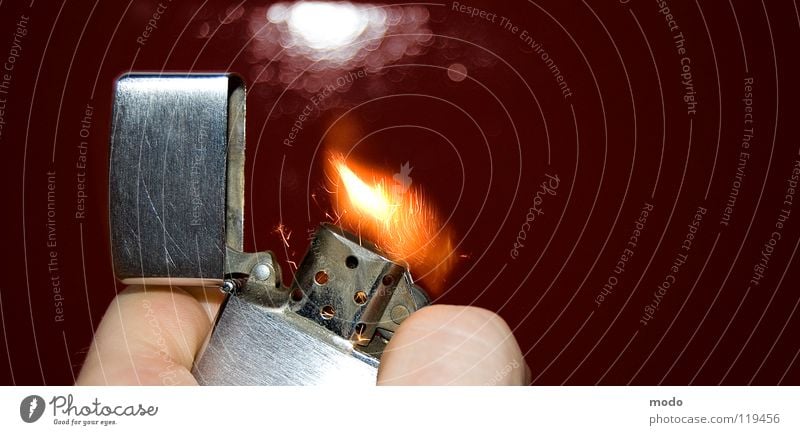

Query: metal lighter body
(108, 74), (428, 385)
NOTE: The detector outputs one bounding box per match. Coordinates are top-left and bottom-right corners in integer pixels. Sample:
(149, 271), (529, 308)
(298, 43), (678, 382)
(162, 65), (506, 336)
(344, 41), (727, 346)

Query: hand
(76, 286), (530, 385)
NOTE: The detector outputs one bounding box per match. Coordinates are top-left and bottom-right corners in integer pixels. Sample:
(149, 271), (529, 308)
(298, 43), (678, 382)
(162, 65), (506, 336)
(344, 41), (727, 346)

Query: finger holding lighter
(76, 285), (530, 386)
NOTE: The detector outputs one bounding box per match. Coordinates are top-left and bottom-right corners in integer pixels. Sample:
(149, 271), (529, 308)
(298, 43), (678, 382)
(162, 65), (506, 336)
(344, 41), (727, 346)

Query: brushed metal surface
(192, 225), (429, 385)
(109, 75), (243, 285)
(192, 295), (379, 386)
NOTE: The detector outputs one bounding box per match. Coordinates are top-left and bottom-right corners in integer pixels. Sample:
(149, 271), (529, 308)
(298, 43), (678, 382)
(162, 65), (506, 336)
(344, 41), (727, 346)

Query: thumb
(377, 305), (530, 385)
(76, 285), (223, 385)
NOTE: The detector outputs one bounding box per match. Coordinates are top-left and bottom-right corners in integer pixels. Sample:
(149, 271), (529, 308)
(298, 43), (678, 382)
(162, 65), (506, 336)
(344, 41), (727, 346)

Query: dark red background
(1, 0), (799, 385)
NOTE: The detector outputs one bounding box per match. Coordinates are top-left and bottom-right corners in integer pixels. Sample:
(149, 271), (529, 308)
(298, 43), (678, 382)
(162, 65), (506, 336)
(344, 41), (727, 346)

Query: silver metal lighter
(109, 74), (429, 385)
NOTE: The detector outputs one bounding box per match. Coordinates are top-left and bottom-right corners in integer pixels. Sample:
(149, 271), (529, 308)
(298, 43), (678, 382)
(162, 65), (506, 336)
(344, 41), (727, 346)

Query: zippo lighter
(109, 74), (429, 385)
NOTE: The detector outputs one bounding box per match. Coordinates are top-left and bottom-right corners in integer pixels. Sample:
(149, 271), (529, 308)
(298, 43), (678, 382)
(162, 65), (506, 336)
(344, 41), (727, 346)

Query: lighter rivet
(253, 264), (271, 281)
(221, 280), (236, 294)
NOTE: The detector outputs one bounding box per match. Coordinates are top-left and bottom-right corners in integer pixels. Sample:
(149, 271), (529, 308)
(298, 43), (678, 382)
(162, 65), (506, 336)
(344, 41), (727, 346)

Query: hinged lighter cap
(108, 74), (245, 287)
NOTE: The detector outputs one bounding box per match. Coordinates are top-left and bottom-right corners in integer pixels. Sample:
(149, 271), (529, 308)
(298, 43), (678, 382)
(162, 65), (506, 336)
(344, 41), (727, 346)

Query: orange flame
(328, 154), (454, 294)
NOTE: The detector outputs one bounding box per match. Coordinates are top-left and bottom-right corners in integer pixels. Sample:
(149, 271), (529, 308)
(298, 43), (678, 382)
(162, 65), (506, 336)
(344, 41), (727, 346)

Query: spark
(274, 224), (292, 248)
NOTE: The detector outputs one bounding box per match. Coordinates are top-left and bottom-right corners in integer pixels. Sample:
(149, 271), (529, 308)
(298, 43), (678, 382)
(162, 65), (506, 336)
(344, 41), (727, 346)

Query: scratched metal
(192, 225), (430, 385)
(109, 75), (242, 285)
(193, 295), (380, 386)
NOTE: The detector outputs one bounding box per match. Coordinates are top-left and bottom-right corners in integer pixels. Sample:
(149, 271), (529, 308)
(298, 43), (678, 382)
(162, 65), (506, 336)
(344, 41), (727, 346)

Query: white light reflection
(241, 1), (432, 95)
(287, 2), (370, 51)
(266, 1), (388, 63)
